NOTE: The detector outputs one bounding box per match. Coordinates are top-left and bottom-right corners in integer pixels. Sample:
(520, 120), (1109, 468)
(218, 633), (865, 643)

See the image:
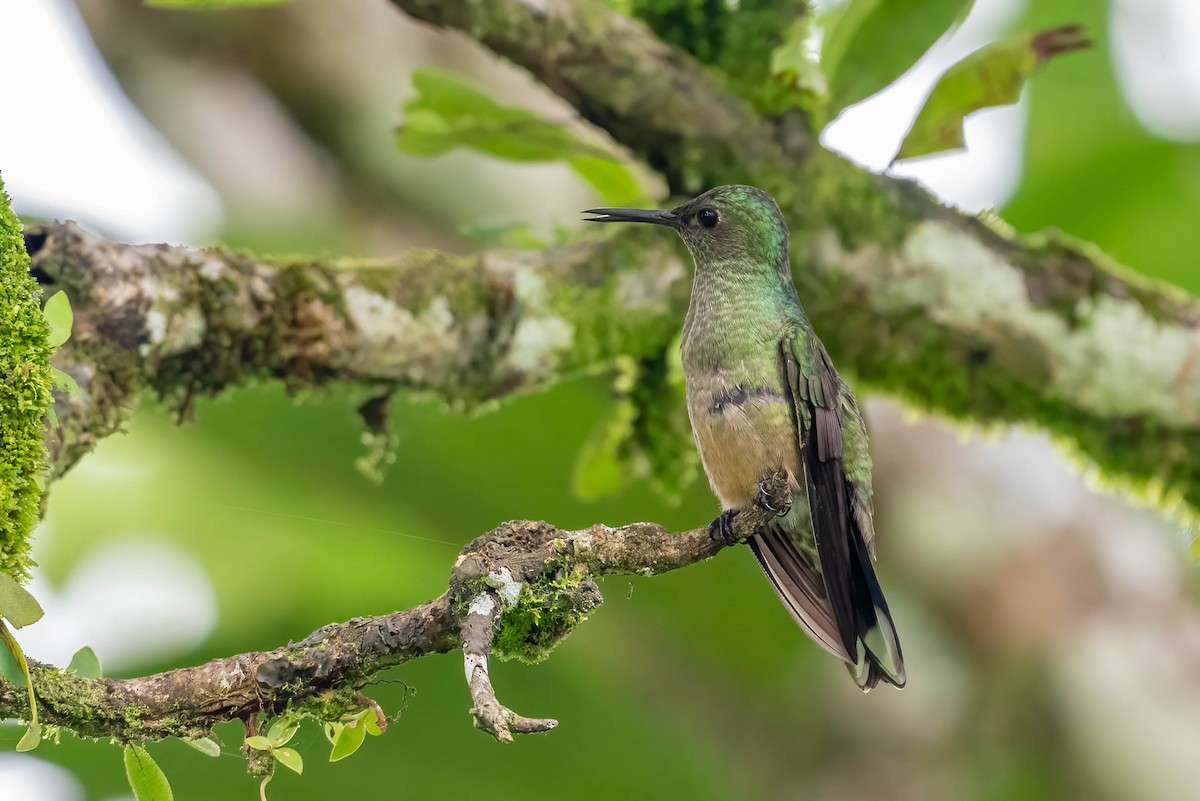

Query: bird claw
(757, 478), (790, 516)
(709, 510), (740, 546)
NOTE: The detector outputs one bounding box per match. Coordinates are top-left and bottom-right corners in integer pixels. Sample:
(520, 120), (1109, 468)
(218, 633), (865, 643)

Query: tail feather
(749, 524), (905, 690)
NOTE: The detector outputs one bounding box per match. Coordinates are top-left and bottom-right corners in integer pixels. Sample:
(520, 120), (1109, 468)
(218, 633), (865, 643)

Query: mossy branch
(0, 495), (782, 744)
(28, 207), (1200, 518)
(0, 175), (53, 581)
(389, 0), (1200, 517)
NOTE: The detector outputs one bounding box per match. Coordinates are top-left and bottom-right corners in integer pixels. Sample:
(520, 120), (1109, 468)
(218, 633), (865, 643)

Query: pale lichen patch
(144, 309), (167, 348)
(468, 593), (496, 617)
(337, 285), (464, 381)
(198, 256), (227, 282)
(506, 316), (575, 375)
(142, 306), (206, 355)
(820, 221), (1200, 426)
(485, 567), (523, 607)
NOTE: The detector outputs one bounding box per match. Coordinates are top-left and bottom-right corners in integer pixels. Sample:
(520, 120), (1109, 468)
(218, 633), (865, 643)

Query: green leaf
(124, 745), (174, 801)
(243, 735), (273, 750)
(822, 0), (973, 113)
(273, 747), (304, 775)
(42, 291), (72, 349)
(329, 719), (367, 762)
(361, 708), (384, 737)
(769, 20), (828, 109)
(397, 69), (642, 203)
(266, 718), (299, 747)
(52, 367), (80, 395)
(572, 396), (639, 500)
(0, 573), (43, 628)
(16, 721), (40, 752)
(184, 737), (221, 758)
(0, 619), (39, 751)
(567, 155), (648, 206)
(323, 721), (343, 746)
(66, 646), (102, 679)
(460, 221), (547, 250)
(895, 25), (1091, 161)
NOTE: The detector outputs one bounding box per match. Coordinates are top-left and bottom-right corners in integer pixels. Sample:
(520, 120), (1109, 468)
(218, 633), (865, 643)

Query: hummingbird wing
(748, 329), (905, 689)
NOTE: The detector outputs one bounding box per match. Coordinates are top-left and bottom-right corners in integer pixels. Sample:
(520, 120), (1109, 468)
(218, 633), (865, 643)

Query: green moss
(0, 174), (53, 581)
(491, 565), (597, 664)
(808, 273), (1200, 522)
(291, 686), (358, 722)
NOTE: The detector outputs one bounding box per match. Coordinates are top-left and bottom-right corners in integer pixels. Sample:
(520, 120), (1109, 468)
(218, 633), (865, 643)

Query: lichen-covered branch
(0, 493), (781, 744)
(390, 0), (1200, 516)
(26, 220), (688, 482)
(29, 208), (1200, 518)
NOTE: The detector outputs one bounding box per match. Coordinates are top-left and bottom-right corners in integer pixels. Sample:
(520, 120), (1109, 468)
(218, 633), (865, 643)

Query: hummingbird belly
(686, 378), (801, 510)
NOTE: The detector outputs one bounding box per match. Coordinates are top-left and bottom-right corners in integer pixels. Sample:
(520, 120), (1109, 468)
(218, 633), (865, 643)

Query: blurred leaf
(266, 717), (300, 746)
(53, 367), (80, 396)
(0, 573), (43, 628)
(184, 737), (221, 758)
(273, 747), (304, 775)
(572, 349), (697, 501)
(124, 745), (174, 801)
(573, 397), (639, 500)
(4, 617), (41, 753)
(896, 25), (1091, 161)
(243, 735), (273, 750)
(329, 719), (367, 762)
(823, 0), (974, 113)
(769, 20), (828, 110)
(568, 155), (648, 206)
(144, 0), (290, 7)
(66, 645), (102, 679)
(628, 348), (697, 501)
(460, 221), (547, 250)
(42, 291), (72, 349)
(397, 69), (643, 204)
(398, 70), (609, 161)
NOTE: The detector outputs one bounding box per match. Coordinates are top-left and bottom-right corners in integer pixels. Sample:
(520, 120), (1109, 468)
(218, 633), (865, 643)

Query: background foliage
(3, 0), (1200, 800)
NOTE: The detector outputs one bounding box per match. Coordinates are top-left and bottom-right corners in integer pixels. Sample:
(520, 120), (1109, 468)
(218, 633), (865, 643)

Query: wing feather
(749, 329), (906, 690)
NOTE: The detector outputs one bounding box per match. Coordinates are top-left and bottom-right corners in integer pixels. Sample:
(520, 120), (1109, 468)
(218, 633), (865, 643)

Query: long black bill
(582, 207), (677, 226)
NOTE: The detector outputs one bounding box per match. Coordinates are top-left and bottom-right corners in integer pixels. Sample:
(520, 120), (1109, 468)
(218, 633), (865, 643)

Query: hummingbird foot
(757, 475), (792, 517)
(709, 510), (741, 546)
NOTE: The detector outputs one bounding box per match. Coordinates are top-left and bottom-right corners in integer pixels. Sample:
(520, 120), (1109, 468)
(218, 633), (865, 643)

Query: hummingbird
(584, 185), (905, 689)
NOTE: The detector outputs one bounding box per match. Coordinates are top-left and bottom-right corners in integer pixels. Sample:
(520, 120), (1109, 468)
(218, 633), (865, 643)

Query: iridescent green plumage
(585, 185), (905, 689)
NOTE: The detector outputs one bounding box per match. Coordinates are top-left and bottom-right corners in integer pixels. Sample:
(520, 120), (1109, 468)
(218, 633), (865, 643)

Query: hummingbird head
(584, 184), (789, 269)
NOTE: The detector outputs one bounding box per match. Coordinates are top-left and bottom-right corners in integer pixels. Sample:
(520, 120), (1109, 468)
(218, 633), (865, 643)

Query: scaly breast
(686, 368), (801, 510)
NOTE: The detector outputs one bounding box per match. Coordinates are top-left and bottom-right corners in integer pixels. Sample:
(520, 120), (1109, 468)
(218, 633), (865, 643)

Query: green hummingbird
(585, 185), (905, 689)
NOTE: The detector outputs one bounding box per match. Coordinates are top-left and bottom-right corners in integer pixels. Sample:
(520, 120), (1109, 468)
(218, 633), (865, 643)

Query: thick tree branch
(27, 220), (688, 480)
(388, 0), (1200, 515)
(0, 487), (784, 743)
(29, 208), (1200, 516)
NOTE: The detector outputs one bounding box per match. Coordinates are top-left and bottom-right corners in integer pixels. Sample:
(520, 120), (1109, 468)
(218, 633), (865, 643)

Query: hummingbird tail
(749, 523), (906, 691)
(844, 526), (906, 690)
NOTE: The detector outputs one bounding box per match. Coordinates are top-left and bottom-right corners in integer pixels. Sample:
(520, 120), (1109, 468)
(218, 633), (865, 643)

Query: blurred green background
(3, 0), (1200, 799)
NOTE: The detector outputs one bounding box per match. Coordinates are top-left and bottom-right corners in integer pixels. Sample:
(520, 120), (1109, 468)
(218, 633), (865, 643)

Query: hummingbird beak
(582, 207), (678, 227)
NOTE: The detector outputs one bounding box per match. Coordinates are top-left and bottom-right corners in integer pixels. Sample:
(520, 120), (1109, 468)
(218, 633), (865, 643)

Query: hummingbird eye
(697, 208), (719, 229)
